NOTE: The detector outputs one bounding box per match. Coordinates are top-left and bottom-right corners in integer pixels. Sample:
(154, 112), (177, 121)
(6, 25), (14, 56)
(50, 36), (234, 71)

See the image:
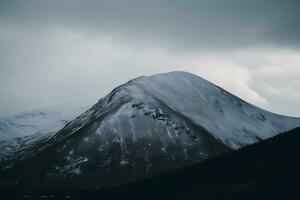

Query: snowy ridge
(1, 71), (299, 189)
(131, 71), (300, 149)
(0, 100), (96, 161)
(62, 71), (300, 149)
(0, 100), (96, 141)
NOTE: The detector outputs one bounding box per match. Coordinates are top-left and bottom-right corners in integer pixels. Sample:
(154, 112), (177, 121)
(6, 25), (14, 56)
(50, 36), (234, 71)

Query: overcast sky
(0, 0), (300, 117)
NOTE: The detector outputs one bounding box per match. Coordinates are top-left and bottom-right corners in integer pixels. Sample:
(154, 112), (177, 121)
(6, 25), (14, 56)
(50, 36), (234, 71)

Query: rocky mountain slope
(1, 71), (299, 190)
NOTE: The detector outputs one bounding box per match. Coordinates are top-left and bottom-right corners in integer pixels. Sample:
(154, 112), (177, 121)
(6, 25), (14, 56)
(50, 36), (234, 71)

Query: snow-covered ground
(38, 71), (300, 151)
(0, 100), (96, 160)
(2, 71), (299, 151)
(1, 71), (300, 189)
(0, 100), (96, 141)
(132, 71), (300, 149)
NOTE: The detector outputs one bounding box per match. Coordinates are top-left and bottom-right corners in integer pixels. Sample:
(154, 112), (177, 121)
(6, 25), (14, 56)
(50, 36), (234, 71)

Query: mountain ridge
(125, 71), (300, 148)
(1, 71), (299, 190)
(0, 99), (96, 141)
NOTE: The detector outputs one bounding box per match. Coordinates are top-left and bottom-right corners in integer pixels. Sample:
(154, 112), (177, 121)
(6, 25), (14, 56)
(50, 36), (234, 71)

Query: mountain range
(0, 71), (299, 193)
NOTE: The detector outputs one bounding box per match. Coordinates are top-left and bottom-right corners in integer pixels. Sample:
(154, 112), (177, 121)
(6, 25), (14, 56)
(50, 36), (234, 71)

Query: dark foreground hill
(109, 126), (300, 200)
(108, 127), (300, 200)
(3, 126), (299, 200)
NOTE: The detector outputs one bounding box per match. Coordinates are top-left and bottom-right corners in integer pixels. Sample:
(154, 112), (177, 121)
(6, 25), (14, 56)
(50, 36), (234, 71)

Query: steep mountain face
(0, 100), (95, 160)
(1, 71), (299, 190)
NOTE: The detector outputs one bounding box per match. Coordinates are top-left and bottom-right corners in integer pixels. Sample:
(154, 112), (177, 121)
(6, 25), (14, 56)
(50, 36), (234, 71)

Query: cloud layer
(0, 0), (300, 117)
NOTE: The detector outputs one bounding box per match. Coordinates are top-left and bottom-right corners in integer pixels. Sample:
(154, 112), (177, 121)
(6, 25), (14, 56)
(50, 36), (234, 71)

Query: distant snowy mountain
(0, 100), (95, 160)
(1, 71), (300, 189)
(0, 100), (95, 140)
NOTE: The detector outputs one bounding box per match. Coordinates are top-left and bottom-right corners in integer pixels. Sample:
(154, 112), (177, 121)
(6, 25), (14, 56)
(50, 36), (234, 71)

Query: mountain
(0, 100), (96, 141)
(0, 71), (299, 190)
(0, 100), (95, 160)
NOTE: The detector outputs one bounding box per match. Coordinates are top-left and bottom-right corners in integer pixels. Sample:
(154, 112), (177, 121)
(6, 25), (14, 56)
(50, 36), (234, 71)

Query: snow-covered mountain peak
(88, 71), (300, 149)
(1, 71), (300, 189)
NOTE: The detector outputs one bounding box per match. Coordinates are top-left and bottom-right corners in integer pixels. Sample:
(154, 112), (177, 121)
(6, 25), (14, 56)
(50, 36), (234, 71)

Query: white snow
(126, 71), (300, 149)
(56, 71), (300, 150)
(0, 99), (96, 141)
(4, 71), (299, 152)
(3, 71), (299, 181)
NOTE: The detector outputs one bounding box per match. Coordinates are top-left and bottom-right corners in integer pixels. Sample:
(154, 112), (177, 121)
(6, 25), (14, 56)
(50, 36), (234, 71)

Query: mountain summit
(120, 71), (300, 149)
(1, 71), (300, 189)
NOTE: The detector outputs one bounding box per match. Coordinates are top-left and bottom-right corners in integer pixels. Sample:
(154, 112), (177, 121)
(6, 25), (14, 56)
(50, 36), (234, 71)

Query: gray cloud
(0, 0), (300, 117)
(1, 0), (300, 50)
